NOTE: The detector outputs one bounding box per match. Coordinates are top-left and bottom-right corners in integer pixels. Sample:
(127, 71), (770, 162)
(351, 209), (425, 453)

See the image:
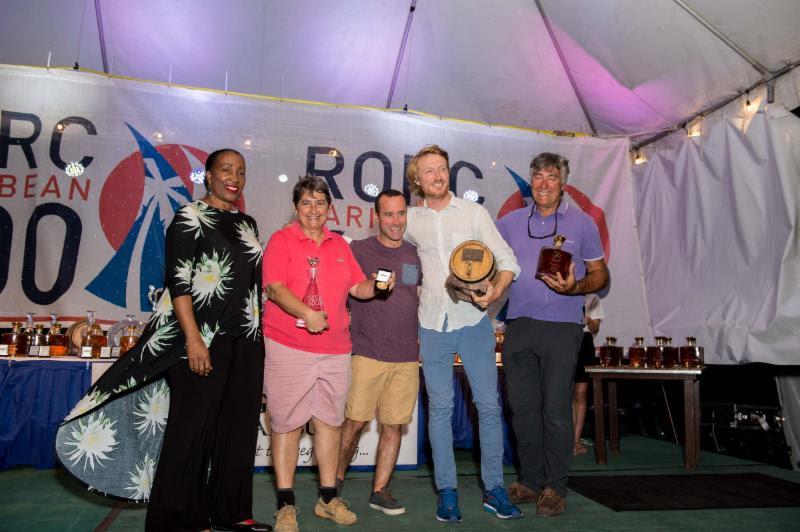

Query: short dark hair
(529, 152), (569, 183)
(292, 174), (332, 206)
(374, 189), (405, 214)
(406, 144), (450, 196)
(204, 148), (243, 188)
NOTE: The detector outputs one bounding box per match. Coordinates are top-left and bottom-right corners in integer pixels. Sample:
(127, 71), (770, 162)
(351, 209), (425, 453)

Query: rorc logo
(86, 125), (209, 311)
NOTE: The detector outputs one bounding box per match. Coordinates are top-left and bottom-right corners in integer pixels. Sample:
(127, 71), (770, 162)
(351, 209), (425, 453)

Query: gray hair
(529, 152), (570, 183)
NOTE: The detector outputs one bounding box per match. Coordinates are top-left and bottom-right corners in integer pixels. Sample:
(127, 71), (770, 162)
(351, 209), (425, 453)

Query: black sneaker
(369, 488), (406, 516)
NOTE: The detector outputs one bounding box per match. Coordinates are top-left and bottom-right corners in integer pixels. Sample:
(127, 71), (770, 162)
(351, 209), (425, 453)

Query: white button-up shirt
(405, 192), (520, 332)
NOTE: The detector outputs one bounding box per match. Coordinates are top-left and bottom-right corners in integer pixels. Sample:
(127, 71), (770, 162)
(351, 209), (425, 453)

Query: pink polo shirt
(262, 222), (366, 354)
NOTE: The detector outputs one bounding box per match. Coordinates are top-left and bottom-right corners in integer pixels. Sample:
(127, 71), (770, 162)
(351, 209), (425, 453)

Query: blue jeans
(419, 316), (504, 491)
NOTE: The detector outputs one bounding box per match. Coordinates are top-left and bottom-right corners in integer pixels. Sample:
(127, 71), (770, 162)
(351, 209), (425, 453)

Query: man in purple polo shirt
(496, 152), (609, 517)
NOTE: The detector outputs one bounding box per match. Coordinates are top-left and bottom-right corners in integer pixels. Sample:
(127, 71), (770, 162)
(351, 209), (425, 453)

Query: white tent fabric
(632, 73), (800, 365)
(2, 0), (799, 138)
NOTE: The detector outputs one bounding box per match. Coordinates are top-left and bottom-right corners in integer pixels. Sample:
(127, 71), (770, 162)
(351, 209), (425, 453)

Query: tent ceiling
(1, 0), (798, 139)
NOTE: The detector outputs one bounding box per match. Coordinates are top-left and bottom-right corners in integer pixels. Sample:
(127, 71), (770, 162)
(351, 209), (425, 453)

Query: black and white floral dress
(55, 200), (263, 501)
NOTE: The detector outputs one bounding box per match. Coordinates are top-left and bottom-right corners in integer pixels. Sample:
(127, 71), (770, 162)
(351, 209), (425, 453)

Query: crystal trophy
(536, 234), (571, 280)
(296, 257), (324, 328)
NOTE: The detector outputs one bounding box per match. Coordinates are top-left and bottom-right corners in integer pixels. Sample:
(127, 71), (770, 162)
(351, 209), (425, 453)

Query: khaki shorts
(345, 355), (419, 425)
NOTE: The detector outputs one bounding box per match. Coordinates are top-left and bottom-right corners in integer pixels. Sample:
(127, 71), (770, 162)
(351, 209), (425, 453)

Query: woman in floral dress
(55, 149), (270, 532)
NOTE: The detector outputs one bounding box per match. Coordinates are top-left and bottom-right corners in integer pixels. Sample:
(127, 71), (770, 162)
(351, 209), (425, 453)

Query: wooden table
(586, 366), (704, 470)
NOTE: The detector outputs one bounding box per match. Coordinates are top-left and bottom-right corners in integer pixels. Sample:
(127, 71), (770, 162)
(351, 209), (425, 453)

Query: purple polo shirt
(496, 202), (604, 324)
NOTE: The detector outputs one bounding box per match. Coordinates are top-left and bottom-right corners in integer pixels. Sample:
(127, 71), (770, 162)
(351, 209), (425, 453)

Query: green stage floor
(1, 435), (798, 531)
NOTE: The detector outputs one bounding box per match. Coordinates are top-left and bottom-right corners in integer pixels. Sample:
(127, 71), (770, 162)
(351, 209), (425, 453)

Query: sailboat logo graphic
(87, 124), (207, 311)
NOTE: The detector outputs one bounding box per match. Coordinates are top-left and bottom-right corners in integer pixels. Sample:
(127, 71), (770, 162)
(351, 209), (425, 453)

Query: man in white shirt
(404, 144), (522, 523)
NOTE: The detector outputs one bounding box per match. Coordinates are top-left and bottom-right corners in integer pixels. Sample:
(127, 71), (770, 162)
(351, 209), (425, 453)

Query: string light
(190, 168), (205, 184)
(745, 92), (758, 113)
(463, 189), (479, 202)
(65, 161), (85, 177)
(328, 149), (338, 157)
(243, 139), (252, 147)
(363, 183), (380, 197)
(633, 149), (647, 165)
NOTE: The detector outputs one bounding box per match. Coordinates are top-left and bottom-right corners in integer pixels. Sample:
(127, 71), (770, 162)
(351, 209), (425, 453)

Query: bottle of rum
(28, 324), (45, 356)
(663, 337), (679, 368)
(47, 320), (67, 356)
(599, 337), (623, 367)
(2, 322), (23, 356)
(536, 235), (571, 280)
(679, 337), (704, 368)
(629, 337), (647, 368)
(119, 324), (141, 356)
(647, 336), (665, 369)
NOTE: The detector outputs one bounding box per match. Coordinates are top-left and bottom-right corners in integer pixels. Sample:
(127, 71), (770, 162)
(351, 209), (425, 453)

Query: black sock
(319, 486), (337, 503)
(277, 489), (295, 510)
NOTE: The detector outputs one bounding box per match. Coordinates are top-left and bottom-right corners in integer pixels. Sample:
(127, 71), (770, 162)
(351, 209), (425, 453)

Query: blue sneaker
(483, 485), (523, 519)
(436, 488), (463, 523)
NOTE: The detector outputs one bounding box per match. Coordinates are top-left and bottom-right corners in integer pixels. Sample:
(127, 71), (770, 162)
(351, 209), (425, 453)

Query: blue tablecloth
(0, 359), (91, 469)
(418, 369), (515, 466)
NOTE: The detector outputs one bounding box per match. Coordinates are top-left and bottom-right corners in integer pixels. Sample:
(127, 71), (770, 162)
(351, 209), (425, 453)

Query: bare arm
(542, 258), (609, 296)
(585, 316), (601, 335)
(266, 281), (328, 333)
(172, 294), (211, 376)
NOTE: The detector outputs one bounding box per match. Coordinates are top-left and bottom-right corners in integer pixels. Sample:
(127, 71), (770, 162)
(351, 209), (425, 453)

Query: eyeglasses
(527, 198), (561, 239)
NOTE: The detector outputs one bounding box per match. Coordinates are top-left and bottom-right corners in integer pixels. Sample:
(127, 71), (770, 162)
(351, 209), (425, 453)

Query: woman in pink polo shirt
(262, 175), (384, 531)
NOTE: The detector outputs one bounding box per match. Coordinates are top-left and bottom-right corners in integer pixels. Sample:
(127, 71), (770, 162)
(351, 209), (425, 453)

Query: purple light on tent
(547, 22), (674, 134)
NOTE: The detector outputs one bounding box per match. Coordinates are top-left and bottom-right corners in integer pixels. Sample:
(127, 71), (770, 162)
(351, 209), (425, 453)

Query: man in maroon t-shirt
(336, 189), (422, 516)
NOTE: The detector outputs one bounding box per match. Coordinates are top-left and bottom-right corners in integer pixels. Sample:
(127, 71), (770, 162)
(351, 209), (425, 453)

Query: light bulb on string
(745, 92), (758, 113)
(633, 149), (647, 165)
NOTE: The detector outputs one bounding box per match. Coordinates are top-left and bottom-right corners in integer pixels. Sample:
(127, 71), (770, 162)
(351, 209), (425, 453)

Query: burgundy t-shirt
(348, 236), (421, 362)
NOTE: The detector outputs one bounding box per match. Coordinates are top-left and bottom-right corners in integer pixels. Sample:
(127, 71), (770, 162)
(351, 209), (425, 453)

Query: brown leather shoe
(508, 481), (540, 504)
(536, 487), (566, 517)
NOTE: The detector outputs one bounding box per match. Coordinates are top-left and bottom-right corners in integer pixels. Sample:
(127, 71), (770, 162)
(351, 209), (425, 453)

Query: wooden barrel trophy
(446, 240), (497, 303)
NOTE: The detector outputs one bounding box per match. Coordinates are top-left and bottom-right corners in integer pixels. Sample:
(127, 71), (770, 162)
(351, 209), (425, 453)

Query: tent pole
(534, 0), (597, 135)
(386, 1), (417, 109)
(633, 61), (800, 150)
(672, 0), (768, 76)
(94, 0), (109, 74)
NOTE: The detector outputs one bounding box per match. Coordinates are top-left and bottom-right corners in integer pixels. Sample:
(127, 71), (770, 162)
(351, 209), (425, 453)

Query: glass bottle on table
(629, 337), (647, 368)
(679, 337), (704, 368)
(662, 337), (679, 368)
(81, 310), (107, 358)
(599, 336), (623, 367)
(647, 336), (665, 369)
(47, 314), (68, 357)
(119, 324), (142, 356)
(2, 322), (24, 356)
(22, 312), (35, 356)
(28, 324), (46, 356)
